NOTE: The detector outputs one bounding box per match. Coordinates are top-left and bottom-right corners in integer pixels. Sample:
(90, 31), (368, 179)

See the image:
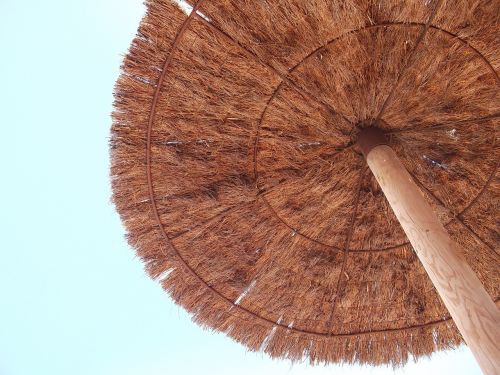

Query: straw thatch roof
(110, 0), (499, 366)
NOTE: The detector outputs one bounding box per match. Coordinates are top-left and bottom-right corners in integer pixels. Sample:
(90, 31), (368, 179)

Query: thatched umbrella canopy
(111, 0), (499, 370)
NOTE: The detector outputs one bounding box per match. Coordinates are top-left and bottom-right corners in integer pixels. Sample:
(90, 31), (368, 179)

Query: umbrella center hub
(352, 121), (388, 157)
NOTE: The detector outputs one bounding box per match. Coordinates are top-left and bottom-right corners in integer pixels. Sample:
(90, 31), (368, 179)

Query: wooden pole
(357, 128), (500, 375)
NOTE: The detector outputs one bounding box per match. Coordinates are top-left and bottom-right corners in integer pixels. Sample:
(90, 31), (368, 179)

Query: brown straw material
(110, 0), (499, 367)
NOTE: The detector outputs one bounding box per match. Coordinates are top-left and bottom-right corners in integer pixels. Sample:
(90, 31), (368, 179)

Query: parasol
(110, 0), (500, 373)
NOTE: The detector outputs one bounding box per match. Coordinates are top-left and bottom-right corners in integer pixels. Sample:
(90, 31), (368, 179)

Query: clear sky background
(1, 1), (483, 374)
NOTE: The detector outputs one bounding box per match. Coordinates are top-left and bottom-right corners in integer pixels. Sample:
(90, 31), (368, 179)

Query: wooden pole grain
(363, 144), (500, 375)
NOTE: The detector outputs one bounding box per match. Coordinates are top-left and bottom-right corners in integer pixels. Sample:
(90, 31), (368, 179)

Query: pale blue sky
(1, 1), (481, 374)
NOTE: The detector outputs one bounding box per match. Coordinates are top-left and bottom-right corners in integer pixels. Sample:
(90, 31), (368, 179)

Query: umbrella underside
(111, 0), (499, 366)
